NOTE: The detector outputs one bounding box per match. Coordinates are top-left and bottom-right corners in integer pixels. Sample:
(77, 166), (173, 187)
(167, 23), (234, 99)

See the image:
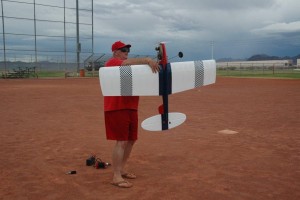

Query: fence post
(226, 62), (228, 75)
(1, 0), (7, 78)
(240, 63), (242, 76)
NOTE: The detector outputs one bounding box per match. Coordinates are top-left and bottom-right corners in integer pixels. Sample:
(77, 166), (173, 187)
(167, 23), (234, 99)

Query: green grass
(37, 71), (66, 78)
(11, 69), (300, 79)
(217, 69), (300, 79)
(36, 71), (99, 78)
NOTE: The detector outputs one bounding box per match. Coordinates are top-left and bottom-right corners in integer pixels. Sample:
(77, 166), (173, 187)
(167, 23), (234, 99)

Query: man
(104, 41), (160, 188)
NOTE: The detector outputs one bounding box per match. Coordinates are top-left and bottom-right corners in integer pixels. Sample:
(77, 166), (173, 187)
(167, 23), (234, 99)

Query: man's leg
(112, 141), (133, 188)
(112, 140), (127, 182)
(121, 140), (135, 174)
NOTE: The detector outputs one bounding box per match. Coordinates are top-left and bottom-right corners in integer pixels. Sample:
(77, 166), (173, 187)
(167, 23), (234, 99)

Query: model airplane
(99, 43), (216, 131)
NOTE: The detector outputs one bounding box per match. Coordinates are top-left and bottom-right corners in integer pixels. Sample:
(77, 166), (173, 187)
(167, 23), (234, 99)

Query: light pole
(1, 0), (7, 78)
(76, 0), (80, 73)
(211, 41), (214, 59)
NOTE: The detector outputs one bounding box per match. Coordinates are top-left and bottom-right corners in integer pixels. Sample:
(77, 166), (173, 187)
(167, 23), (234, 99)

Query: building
(217, 60), (293, 69)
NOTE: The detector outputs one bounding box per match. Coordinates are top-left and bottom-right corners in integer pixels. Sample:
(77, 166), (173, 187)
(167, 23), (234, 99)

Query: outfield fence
(0, 53), (156, 78)
(2, 57), (300, 79)
(217, 63), (300, 78)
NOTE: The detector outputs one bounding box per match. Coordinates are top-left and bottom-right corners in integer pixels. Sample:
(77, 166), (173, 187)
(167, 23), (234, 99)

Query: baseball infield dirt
(0, 77), (299, 200)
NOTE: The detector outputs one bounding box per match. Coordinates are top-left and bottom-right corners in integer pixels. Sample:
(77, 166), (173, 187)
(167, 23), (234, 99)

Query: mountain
(217, 54), (300, 64)
(248, 54), (300, 64)
(247, 54), (280, 61)
(216, 57), (244, 62)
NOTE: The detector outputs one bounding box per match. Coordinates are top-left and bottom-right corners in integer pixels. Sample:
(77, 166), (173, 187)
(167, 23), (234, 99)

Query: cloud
(1, 0), (300, 62)
(252, 21), (300, 35)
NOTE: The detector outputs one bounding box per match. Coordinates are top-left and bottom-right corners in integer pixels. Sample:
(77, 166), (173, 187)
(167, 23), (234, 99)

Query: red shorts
(104, 109), (138, 141)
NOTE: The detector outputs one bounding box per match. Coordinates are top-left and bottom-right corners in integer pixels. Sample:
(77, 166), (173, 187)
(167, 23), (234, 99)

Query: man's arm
(122, 57), (160, 73)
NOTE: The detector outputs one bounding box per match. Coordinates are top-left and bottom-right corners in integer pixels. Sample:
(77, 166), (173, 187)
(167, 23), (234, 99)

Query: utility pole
(1, 0), (7, 78)
(76, 0), (80, 73)
(211, 41), (214, 59)
(91, 0), (94, 75)
(34, 0), (37, 68)
(64, 0), (66, 66)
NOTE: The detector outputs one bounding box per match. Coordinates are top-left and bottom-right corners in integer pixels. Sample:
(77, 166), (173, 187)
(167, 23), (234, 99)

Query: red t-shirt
(103, 57), (139, 111)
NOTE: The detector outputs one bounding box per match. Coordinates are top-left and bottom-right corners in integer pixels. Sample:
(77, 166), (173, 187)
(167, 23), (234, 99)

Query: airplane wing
(99, 60), (216, 96)
(99, 64), (159, 96)
(171, 60), (216, 94)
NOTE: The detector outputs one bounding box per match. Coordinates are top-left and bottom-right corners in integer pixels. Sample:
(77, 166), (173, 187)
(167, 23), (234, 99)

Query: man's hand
(122, 57), (160, 73)
(146, 58), (160, 73)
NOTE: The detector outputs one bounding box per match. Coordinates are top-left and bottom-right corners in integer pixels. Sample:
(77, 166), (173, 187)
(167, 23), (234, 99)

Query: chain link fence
(0, 0), (157, 78)
(0, 0), (94, 78)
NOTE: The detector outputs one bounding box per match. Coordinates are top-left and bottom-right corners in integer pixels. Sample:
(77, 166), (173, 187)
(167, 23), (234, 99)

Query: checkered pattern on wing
(194, 60), (204, 88)
(119, 66), (132, 96)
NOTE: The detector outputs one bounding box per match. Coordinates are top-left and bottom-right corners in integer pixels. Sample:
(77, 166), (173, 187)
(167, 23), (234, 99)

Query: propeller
(169, 52), (184, 60)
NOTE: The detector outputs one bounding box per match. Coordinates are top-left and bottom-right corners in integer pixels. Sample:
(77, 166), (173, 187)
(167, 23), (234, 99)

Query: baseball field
(0, 77), (299, 200)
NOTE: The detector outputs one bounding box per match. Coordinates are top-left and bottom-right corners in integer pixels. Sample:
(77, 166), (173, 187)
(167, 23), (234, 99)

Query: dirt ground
(0, 77), (299, 200)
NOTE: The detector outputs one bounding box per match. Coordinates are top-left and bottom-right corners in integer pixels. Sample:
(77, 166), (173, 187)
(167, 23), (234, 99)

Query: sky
(1, 0), (300, 62)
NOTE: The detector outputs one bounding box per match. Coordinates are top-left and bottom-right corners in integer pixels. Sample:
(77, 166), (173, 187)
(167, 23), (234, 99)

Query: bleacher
(2, 67), (38, 79)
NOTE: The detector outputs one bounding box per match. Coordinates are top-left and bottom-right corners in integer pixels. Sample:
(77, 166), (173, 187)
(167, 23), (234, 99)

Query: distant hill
(218, 54), (300, 64)
(247, 54), (279, 61)
(248, 54), (300, 64)
(216, 58), (244, 62)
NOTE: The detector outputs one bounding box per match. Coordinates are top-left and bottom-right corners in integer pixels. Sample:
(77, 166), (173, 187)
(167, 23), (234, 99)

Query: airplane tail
(141, 112), (186, 131)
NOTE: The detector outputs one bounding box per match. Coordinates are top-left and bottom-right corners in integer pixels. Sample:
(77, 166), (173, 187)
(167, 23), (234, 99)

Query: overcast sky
(1, 0), (300, 61)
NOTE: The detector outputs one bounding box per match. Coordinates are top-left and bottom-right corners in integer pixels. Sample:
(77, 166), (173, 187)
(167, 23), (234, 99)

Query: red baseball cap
(111, 41), (131, 52)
